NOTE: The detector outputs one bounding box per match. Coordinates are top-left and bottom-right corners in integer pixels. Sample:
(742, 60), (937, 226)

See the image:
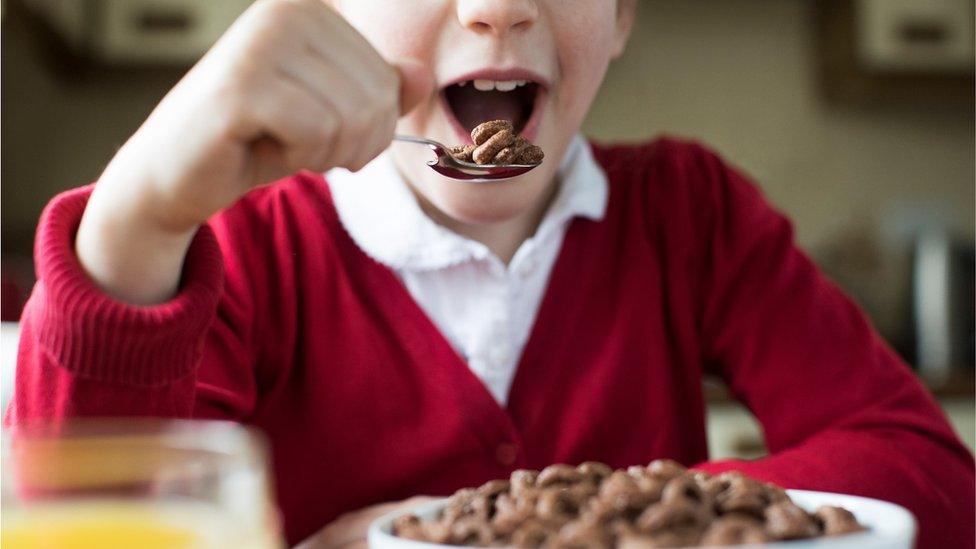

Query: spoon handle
(393, 135), (451, 156)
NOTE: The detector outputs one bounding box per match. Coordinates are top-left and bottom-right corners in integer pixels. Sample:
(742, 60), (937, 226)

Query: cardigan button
(494, 442), (519, 467)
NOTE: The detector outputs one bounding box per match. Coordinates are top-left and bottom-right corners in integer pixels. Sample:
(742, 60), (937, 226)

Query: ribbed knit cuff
(31, 186), (225, 387)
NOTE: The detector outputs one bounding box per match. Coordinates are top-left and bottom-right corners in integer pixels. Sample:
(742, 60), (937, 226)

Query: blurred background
(1, 0), (974, 457)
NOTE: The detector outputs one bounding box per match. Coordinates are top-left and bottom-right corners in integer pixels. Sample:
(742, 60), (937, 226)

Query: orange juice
(2, 498), (279, 549)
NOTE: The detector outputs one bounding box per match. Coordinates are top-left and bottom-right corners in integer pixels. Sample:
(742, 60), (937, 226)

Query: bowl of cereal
(368, 461), (915, 548)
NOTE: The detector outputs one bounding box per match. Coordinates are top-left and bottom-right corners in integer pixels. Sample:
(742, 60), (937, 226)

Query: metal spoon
(393, 135), (540, 182)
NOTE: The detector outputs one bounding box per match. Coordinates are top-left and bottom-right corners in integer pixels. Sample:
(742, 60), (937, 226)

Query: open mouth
(441, 74), (545, 143)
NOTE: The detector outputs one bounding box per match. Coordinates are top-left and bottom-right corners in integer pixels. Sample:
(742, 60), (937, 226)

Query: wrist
(77, 177), (199, 305)
(97, 136), (206, 237)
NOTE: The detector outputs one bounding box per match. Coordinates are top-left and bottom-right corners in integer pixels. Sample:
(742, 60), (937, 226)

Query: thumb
(393, 58), (434, 115)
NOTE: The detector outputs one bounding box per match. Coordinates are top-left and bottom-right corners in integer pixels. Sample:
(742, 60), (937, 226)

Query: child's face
(332, 1), (635, 225)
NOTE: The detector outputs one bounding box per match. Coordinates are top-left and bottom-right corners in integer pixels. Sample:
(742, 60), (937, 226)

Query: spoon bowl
(394, 135), (540, 182)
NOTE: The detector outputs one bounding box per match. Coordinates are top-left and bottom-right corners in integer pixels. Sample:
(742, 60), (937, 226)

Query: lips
(440, 69), (548, 144)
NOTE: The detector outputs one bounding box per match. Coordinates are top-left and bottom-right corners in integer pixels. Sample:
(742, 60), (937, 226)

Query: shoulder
(586, 136), (787, 270)
(590, 136), (739, 194)
(589, 136), (772, 227)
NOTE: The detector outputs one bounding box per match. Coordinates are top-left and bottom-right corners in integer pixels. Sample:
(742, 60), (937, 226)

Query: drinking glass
(1, 418), (283, 548)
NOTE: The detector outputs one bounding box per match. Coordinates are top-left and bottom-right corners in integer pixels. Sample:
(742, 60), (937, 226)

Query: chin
(417, 166), (557, 226)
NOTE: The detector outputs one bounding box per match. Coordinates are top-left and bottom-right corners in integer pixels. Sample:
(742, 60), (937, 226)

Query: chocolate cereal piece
(816, 505), (867, 536)
(765, 501), (819, 540)
(700, 515), (770, 545)
(537, 464), (582, 487)
(660, 476), (706, 505)
(554, 519), (614, 549)
(647, 459), (686, 480)
(472, 119), (513, 145)
(622, 527), (703, 548)
(450, 144), (475, 163)
(577, 461), (613, 483)
(449, 516), (495, 546)
(714, 473), (770, 518)
(516, 144), (545, 164)
(636, 500), (711, 535)
(494, 146), (520, 164)
(477, 479), (510, 498)
(511, 519), (549, 548)
(510, 469), (539, 496)
(392, 514), (427, 541)
(472, 128), (516, 164)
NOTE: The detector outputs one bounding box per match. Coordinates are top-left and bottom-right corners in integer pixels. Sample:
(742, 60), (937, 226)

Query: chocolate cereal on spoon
(450, 120), (544, 166)
(392, 120), (542, 181)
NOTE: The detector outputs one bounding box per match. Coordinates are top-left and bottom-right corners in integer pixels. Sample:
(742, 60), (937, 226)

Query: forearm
(76, 149), (198, 305)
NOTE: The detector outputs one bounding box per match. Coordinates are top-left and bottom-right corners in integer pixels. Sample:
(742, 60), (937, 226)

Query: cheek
(335, 1), (445, 61)
(549, 1), (617, 115)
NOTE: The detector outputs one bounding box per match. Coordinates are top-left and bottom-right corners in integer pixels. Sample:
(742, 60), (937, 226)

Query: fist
(108, 0), (431, 233)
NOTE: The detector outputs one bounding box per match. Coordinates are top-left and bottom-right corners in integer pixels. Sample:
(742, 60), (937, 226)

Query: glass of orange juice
(1, 419), (283, 548)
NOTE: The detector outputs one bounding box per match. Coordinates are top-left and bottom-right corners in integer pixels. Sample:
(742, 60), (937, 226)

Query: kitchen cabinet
(19, 0), (250, 67)
(816, 0), (974, 105)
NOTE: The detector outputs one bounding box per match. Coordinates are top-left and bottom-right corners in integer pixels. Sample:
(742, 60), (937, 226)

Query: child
(9, 0), (973, 547)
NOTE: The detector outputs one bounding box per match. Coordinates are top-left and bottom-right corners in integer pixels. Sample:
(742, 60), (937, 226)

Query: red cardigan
(9, 139), (973, 547)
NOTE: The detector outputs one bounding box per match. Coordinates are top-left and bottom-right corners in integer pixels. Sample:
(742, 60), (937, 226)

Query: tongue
(446, 86), (527, 135)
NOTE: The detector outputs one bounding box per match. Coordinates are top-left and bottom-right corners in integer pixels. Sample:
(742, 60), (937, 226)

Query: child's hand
(75, 0), (432, 304)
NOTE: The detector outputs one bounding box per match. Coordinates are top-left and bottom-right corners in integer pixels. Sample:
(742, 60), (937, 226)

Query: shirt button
(494, 442), (519, 467)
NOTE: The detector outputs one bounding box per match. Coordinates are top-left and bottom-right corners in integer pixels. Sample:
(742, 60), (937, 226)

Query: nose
(457, 0), (538, 36)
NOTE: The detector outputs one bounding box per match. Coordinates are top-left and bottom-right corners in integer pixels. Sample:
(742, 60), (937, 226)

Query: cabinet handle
(898, 20), (949, 46)
(136, 9), (192, 33)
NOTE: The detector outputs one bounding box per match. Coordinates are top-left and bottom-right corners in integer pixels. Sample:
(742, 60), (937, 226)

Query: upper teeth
(467, 79), (528, 91)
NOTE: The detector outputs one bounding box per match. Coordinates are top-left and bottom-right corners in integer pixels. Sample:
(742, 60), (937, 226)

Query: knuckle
(264, 0), (296, 17)
(229, 53), (265, 86)
(249, 0), (286, 27)
(235, 31), (275, 67)
(252, 0), (301, 36)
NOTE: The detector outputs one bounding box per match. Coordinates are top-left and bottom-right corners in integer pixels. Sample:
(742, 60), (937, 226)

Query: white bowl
(368, 490), (916, 549)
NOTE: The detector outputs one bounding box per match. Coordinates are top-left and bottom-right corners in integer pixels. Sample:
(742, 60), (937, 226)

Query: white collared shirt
(326, 135), (608, 405)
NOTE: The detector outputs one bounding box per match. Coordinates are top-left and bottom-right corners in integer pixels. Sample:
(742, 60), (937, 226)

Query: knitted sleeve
(7, 186), (258, 422)
(682, 143), (974, 549)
